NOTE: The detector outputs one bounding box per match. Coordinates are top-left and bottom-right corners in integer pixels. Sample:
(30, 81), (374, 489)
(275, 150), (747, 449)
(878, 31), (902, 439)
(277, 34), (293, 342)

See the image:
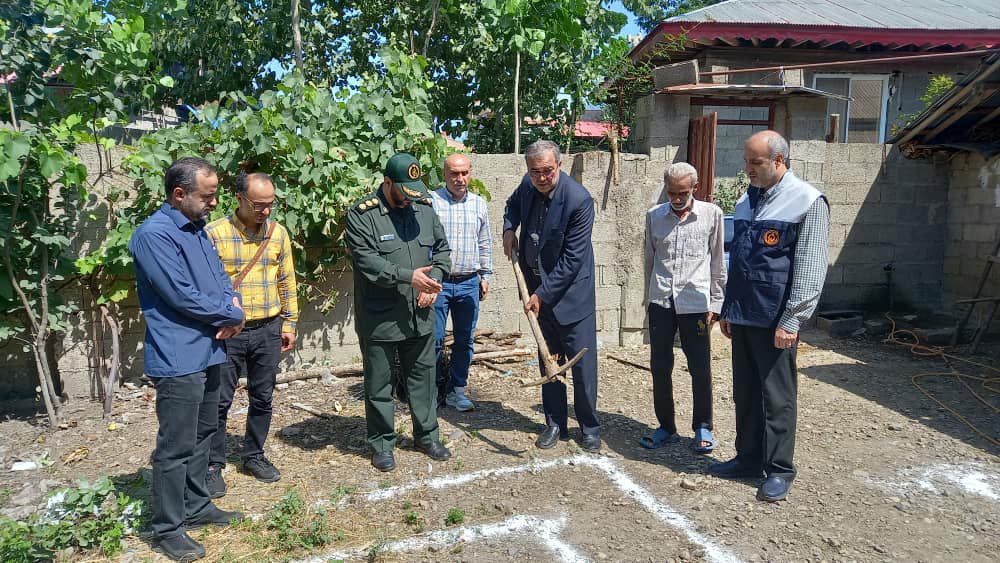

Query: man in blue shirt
(129, 157), (247, 561)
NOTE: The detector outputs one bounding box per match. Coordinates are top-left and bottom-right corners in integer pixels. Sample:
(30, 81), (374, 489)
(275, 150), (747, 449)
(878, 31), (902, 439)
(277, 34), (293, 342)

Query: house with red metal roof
(625, 0), (1000, 188)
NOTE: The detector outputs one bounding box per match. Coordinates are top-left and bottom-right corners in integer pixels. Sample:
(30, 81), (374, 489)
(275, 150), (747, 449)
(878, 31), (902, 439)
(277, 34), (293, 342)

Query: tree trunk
(513, 51), (521, 154)
(291, 0), (303, 67)
(422, 0), (441, 56)
(100, 304), (122, 418)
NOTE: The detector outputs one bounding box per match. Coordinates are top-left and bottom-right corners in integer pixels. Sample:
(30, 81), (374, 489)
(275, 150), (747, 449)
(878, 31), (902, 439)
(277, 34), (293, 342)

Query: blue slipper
(693, 428), (716, 454)
(639, 428), (680, 449)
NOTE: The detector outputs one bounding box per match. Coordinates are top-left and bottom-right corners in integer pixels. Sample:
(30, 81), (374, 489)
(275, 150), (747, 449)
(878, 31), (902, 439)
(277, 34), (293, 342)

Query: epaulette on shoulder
(356, 197), (380, 212)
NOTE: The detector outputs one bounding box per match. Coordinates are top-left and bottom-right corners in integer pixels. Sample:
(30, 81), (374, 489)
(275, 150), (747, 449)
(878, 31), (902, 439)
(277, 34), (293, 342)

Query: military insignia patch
(407, 163), (421, 180)
(403, 186), (422, 198)
(763, 229), (780, 246)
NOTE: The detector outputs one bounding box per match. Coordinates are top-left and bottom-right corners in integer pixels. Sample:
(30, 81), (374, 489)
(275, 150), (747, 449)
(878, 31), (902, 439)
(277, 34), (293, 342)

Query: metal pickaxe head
(520, 346), (589, 388)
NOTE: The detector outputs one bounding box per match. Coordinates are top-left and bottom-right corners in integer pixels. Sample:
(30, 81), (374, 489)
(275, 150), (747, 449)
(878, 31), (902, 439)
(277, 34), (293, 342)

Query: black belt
(243, 316), (278, 330)
(445, 272), (479, 283)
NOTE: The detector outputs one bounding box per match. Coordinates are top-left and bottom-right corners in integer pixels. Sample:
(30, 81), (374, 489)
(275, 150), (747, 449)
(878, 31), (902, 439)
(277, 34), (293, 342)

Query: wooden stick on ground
(290, 402), (332, 419)
(605, 353), (651, 372)
(240, 348), (534, 387)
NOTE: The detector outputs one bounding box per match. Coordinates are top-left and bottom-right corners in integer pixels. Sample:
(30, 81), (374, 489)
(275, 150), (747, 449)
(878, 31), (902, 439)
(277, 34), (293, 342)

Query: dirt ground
(1, 329), (998, 562)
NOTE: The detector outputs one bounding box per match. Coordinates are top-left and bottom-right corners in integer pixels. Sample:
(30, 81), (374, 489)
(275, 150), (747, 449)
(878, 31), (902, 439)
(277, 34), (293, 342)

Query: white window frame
(812, 73), (891, 144)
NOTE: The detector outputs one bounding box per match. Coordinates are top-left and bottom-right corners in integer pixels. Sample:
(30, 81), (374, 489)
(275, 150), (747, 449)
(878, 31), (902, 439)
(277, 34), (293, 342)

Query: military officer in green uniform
(345, 152), (453, 472)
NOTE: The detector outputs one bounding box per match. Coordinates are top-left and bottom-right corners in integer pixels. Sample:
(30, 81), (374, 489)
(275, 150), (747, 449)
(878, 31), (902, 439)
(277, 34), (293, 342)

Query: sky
(610, 1), (644, 38)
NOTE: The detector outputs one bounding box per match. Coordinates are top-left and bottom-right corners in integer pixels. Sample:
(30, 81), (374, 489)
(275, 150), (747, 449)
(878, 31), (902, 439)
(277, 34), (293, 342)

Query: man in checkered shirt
(205, 172), (298, 496)
(430, 154), (493, 411)
(710, 131), (830, 503)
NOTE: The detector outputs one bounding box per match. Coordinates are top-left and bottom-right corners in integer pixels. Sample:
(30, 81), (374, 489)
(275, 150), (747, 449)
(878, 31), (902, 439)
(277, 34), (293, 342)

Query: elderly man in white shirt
(641, 162), (727, 453)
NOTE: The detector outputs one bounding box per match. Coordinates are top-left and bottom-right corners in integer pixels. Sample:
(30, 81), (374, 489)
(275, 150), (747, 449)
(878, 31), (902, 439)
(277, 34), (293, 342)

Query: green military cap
(384, 152), (430, 202)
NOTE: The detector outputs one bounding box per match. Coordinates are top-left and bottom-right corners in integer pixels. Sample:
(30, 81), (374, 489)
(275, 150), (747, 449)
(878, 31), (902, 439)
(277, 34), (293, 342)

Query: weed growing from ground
(404, 510), (424, 531)
(329, 484), (357, 505)
(0, 477), (144, 562)
(249, 488), (334, 554)
(366, 533), (388, 562)
(445, 508), (465, 526)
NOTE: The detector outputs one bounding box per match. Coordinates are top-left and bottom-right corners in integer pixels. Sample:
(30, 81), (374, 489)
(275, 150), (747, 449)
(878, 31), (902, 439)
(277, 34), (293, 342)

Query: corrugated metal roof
(655, 83), (851, 100)
(669, 0), (1000, 30)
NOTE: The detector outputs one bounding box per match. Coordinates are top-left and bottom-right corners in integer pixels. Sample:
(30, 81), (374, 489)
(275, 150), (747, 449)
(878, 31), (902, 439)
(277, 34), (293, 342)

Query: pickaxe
(510, 250), (588, 387)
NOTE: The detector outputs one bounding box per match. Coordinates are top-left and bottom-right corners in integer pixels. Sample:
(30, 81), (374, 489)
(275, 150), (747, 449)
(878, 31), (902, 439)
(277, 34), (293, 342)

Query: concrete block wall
(6, 150), (676, 398)
(8, 140), (981, 400)
(943, 153), (1000, 307)
(789, 141), (951, 312)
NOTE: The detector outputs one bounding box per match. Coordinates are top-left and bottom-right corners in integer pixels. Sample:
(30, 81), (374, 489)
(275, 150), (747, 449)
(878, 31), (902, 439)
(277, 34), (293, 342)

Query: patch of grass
(243, 488), (335, 554)
(401, 500), (412, 509)
(469, 429), (480, 438)
(0, 488), (11, 506)
(329, 484), (357, 505)
(378, 480), (393, 489)
(444, 508), (465, 526)
(453, 458), (464, 471)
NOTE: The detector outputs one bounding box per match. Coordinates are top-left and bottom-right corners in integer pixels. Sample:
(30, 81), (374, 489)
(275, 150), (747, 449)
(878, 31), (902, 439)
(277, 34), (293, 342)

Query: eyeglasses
(239, 193), (277, 212)
(528, 167), (557, 178)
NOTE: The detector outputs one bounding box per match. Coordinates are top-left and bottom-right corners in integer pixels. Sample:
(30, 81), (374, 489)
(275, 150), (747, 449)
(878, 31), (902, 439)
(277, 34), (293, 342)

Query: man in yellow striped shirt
(205, 171), (298, 495)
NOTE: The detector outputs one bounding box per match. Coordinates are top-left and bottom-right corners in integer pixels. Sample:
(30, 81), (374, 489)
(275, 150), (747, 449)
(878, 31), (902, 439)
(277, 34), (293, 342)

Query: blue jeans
(434, 275), (481, 390)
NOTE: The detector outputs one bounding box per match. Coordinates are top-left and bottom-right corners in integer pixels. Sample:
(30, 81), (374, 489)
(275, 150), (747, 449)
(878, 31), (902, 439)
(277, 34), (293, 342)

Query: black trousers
(150, 367), (220, 538)
(527, 270), (600, 436)
(647, 303), (713, 434)
(210, 317), (282, 466)
(731, 324), (798, 480)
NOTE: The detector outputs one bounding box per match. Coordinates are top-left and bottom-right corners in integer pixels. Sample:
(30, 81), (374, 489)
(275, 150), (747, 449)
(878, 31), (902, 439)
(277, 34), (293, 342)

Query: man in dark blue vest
(710, 131), (830, 502)
(503, 140), (600, 452)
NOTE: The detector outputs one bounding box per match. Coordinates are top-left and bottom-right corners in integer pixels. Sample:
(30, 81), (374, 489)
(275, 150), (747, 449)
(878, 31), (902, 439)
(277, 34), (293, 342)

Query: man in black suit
(502, 140), (600, 452)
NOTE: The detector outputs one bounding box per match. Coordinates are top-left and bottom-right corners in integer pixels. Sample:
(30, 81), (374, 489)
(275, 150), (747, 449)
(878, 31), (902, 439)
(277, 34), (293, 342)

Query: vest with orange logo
(721, 171), (826, 328)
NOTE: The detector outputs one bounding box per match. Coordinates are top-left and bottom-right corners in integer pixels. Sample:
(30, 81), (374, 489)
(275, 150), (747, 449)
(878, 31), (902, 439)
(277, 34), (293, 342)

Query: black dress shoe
(184, 505), (244, 530)
(707, 457), (764, 479)
(580, 433), (601, 453)
(535, 426), (568, 449)
(757, 475), (792, 502)
(416, 441), (452, 461)
(153, 532), (205, 562)
(372, 451), (396, 472)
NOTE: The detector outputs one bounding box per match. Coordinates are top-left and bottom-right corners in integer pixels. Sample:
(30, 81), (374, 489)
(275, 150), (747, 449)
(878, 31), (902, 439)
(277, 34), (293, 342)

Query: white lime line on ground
(296, 515), (585, 563)
(869, 462), (1000, 501)
(308, 455), (741, 563)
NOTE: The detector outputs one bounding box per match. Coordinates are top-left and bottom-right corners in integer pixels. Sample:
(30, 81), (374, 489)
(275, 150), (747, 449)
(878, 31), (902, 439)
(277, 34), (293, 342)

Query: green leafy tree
(107, 0), (293, 108)
(86, 49), (450, 315)
(1, 0), (170, 425)
(298, 0), (626, 152)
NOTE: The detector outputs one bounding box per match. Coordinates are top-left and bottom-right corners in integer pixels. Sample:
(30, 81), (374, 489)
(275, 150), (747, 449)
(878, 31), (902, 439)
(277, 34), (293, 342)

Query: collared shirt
(129, 204), (244, 377)
(644, 199), (727, 314)
(755, 171), (830, 333)
(430, 187), (493, 280)
(524, 179), (559, 276)
(206, 215), (299, 334)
